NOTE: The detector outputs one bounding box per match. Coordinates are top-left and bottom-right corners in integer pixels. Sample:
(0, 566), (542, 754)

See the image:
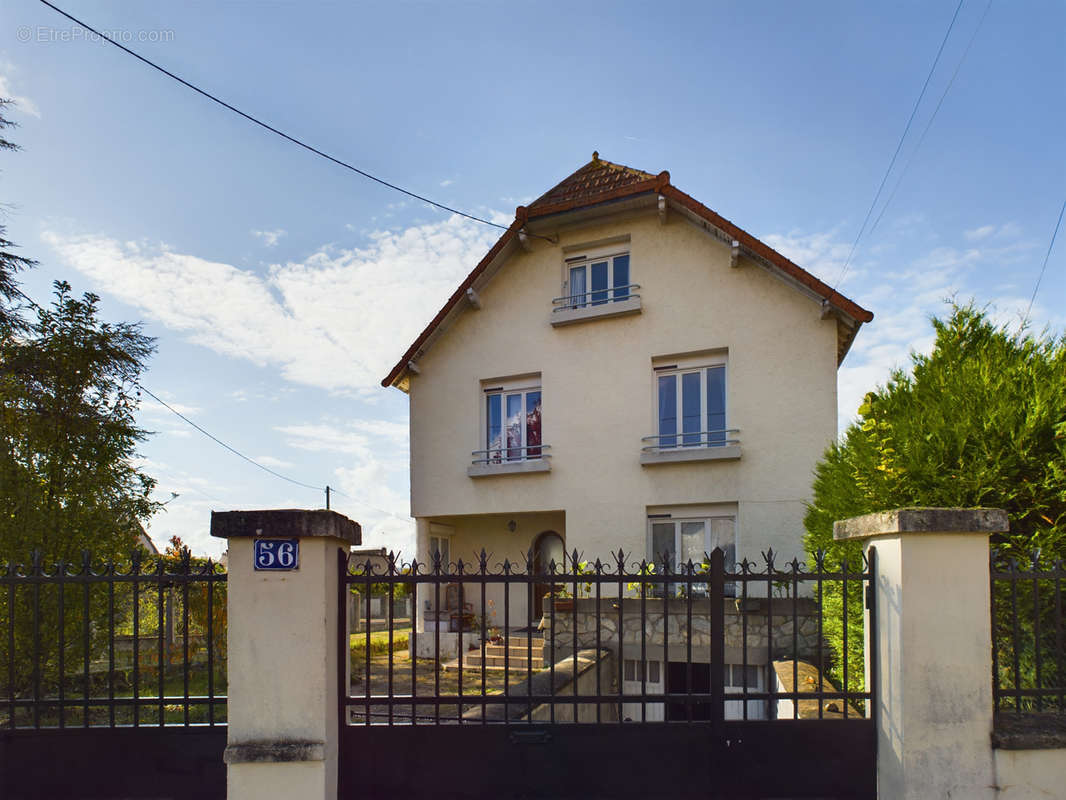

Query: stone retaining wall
(542, 596), (826, 666)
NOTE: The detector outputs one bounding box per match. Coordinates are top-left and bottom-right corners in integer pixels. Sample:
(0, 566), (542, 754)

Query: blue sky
(1, 0), (1063, 557)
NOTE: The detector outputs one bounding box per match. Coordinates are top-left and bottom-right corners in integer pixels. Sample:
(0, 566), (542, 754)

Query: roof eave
(382, 172), (874, 388)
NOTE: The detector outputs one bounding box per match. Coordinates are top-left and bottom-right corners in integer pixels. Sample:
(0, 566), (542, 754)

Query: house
(381, 154), (873, 683)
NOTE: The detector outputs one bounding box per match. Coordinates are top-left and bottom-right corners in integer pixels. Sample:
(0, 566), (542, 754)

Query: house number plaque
(254, 538), (299, 571)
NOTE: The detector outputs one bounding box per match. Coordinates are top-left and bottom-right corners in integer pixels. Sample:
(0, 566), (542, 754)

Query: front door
(531, 530), (564, 616)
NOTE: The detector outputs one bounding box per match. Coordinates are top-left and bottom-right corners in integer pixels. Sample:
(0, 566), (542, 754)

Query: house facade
(382, 154), (872, 633)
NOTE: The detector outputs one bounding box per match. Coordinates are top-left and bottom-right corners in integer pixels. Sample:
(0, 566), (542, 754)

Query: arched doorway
(532, 530), (564, 615)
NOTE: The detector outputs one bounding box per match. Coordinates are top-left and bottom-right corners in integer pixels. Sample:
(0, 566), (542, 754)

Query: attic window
(550, 247), (642, 327)
(557, 252), (631, 311)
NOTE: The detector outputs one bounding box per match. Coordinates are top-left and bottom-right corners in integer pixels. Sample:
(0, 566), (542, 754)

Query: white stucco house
(382, 153), (872, 633)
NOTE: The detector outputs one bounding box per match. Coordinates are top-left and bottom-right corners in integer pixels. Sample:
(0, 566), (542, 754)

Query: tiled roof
(528, 153), (658, 214)
(381, 155), (873, 388)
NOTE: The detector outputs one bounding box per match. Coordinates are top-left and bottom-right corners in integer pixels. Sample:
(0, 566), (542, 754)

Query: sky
(1, 0), (1063, 559)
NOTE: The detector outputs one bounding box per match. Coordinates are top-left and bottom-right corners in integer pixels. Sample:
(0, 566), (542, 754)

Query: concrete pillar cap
(210, 509), (361, 545)
(833, 506), (1008, 542)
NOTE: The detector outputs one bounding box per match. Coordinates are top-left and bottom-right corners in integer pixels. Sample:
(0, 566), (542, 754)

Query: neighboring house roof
(382, 154), (873, 389)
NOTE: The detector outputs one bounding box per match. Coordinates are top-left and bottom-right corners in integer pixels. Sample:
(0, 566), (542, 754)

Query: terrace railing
(551, 283), (641, 312)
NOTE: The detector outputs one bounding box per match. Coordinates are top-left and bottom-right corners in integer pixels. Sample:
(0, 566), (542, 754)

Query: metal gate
(1, 550), (228, 799)
(337, 547), (876, 799)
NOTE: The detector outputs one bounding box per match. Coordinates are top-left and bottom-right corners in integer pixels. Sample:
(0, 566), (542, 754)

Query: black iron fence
(991, 550), (1066, 714)
(339, 547), (874, 727)
(1, 549), (227, 729)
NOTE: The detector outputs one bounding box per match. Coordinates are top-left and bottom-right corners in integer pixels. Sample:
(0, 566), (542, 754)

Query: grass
(1, 667), (228, 728)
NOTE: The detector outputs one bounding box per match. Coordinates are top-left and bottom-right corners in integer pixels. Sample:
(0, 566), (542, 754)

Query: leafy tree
(805, 303), (1066, 693)
(0, 96), (158, 560)
(0, 281), (158, 559)
(0, 99), (36, 336)
(0, 97), (163, 706)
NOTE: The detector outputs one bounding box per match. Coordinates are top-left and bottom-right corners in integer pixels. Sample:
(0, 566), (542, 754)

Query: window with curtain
(648, 515), (736, 596)
(564, 252), (630, 309)
(484, 383), (542, 463)
(654, 363), (727, 449)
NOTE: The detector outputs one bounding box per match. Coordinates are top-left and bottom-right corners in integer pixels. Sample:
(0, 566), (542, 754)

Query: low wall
(462, 648), (617, 724)
(992, 714), (1066, 798)
(544, 597), (824, 665)
(771, 660), (851, 720)
(410, 631), (480, 660)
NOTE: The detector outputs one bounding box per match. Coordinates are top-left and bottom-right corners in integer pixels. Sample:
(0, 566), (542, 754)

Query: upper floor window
(484, 379), (542, 463)
(653, 361), (728, 449)
(560, 251), (631, 311)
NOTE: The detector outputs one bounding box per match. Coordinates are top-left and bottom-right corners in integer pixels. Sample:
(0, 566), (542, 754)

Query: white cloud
(44, 214), (499, 394)
(439, 179), (454, 188)
(964, 224), (996, 242)
(273, 420), (415, 555)
(251, 228), (286, 247)
(139, 399), (201, 416)
(964, 222), (1021, 242)
(0, 67), (41, 118)
(761, 228), (851, 284)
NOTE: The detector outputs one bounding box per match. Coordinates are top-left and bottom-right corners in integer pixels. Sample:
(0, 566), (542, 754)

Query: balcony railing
(642, 429), (741, 451)
(471, 444), (552, 465)
(551, 284), (641, 313)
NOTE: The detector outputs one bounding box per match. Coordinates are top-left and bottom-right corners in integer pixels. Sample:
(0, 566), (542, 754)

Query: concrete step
(462, 654), (542, 669)
(482, 644), (545, 658)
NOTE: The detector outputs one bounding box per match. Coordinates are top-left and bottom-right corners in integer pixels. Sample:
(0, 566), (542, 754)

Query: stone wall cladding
(542, 597), (826, 664)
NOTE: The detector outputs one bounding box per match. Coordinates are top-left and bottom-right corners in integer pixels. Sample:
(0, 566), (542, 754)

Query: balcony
(639, 430), (741, 465)
(468, 445), (552, 477)
(550, 284), (642, 327)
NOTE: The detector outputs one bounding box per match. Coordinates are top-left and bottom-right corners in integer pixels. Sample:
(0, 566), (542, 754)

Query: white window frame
(562, 248), (632, 310)
(651, 354), (728, 451)
(479, 375), (543, 464)
(646, 512), (737, 577)
(427, 533), (451, 569)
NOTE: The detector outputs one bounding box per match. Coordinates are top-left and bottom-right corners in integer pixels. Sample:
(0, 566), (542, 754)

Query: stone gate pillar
(834, 507), (1008, 800)
(211, 509), (360, 800)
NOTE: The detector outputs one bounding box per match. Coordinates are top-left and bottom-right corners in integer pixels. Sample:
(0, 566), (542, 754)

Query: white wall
(407, 209), (839, 565)
(994, 748), (1066, 798)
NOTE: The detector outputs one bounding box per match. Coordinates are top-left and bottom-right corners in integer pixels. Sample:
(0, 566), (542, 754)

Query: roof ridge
(528, 152), (657, 210)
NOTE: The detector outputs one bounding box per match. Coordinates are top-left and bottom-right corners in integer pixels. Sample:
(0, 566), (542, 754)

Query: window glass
(486, 394), (502, 462)
(483, 384), (543, 464)
(429, 536), (450, 569)
(682, 372), (701, 446)
(709, 517), (736, 572)
(590, 261), (609, 305)
(680, 521), (705, 565)
(506, 393), (523, 460)
(657, 375), (677, 448)
(648, 660), (661, 685)
(612, 254), (630, 300)
(569, 265), (586, 308)
(651, 523), (675, 567)
(707, 366), (726, 445)
(525, 391), (542, 458)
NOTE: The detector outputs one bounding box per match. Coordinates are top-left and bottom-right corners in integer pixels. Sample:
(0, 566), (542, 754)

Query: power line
(36, 0), (546, 241)
(136, 384), (325, 492)
(867, 0), (993, 239)
(832, 0), (965, 291)
(1021, 197), (1065, 331)
(11, 286), (412, 522)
